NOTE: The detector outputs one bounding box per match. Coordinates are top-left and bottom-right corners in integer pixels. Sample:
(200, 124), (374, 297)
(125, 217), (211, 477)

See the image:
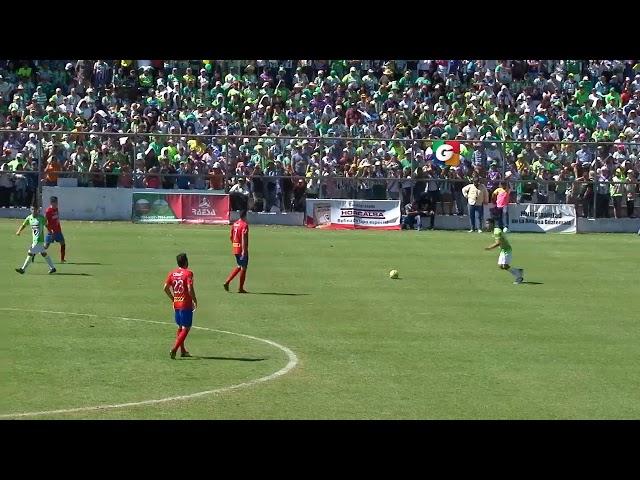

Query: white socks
(22, 255), (55, 270)
(22, 256), (32, 270)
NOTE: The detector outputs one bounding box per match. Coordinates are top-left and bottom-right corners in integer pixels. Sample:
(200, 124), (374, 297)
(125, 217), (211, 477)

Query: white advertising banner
(305, 199), (401, 230)
(507, 203), (576, 233)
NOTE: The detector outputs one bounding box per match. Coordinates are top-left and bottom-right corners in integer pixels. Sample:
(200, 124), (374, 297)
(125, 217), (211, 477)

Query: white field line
(0, 308), (298, 419)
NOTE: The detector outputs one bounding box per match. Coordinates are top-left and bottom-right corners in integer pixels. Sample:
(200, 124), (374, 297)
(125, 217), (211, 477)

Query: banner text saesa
(132, 192), (230, 224)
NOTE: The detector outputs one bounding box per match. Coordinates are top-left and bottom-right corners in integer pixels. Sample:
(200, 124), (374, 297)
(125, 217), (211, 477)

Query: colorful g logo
(432, 141), (461, 166)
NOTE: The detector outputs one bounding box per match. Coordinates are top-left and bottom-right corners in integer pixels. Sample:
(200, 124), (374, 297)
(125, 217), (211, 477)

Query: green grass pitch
(1, 218), (638, 419)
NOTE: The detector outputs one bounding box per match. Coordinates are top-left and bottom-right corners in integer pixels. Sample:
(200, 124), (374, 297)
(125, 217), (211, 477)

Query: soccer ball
(389, 269), (399, 279)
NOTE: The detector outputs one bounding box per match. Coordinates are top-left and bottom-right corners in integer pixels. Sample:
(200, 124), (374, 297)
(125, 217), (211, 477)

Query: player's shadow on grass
(520, 281), (543, 285)
(190, 356), (266, 362)
(54, 272), (92, 276)
(249, 292), (311, 296)
(63, 262), (105, 265)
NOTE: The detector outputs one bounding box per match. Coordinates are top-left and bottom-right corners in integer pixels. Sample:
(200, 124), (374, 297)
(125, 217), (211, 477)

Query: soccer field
(1, 218), (638, 419)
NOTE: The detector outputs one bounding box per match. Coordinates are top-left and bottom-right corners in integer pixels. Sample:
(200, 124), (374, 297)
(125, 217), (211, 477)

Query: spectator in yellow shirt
(515, 153), (529, 173)
(462, 177), (489, 232)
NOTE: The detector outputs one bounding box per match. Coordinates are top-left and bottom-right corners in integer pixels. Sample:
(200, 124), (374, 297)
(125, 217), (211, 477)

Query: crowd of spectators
(0, 60), (639, 217)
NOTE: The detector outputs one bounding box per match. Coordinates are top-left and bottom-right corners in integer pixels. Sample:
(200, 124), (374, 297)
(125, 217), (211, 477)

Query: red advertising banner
(132, 192), (229, 224)
(180, 194), (230, 224)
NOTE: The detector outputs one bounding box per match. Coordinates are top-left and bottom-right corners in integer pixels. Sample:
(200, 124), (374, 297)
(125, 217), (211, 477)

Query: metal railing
(2, 170), (637, 219)
(1, 128), (639, 216)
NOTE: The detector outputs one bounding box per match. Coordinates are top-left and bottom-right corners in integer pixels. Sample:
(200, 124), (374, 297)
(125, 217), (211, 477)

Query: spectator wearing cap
(32, 86), (47, 107)
(176, 159), (194, 190)
(229, 176), (250, 211)
(362, 69), (379, 92)
(609, 168), (626, 218)
(250, 144), (268, 171)
(293, 66), (308, 87)
(131, 153), (145, 188)
(49, 87), (65, 107)
(208, 162), (225, 191)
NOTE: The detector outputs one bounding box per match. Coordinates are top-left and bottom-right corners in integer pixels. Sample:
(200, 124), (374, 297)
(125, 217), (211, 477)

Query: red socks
(176, 328), (186, 353)
(172, 327), (190, 353)
(239, 269), (246, 290)
(61, 244), (66, 262)
(225, 267), (247, 290)
(225, 267), (241, 285)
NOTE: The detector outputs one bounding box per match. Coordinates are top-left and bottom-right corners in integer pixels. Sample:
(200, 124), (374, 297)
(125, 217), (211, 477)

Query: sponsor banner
(306, 199), (401, 230)
(132, 192), (181, 223)
(132, 193), (229, 224)
(507, 203), (576, 233)
(180, 194), (229, 224)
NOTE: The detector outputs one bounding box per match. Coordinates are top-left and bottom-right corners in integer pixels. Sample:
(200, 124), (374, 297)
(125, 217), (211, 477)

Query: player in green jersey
(15, 205), (57, 274)
(484, 218), (523, 284)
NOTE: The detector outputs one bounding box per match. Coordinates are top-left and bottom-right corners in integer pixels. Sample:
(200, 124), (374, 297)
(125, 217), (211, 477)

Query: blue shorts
(174, 309), (193, 328)
(235, 254), (249, 268)
(46, 232), (65, 244)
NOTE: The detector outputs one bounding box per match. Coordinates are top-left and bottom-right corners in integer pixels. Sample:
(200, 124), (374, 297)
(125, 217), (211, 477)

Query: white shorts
(498, 251), (512, 266)
(28, 244), (47, 255)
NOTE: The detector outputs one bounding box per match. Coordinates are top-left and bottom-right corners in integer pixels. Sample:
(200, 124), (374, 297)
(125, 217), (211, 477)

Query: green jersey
(22, 214), (46, 246)
(493, 227), (512, 254)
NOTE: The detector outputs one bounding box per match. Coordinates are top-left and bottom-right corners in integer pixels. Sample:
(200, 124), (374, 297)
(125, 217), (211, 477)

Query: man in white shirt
(229, 177), (250, 211)
(512, 120), (525, 140)
(65, 88), (80, 112)
(463, 119), (479, 140)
